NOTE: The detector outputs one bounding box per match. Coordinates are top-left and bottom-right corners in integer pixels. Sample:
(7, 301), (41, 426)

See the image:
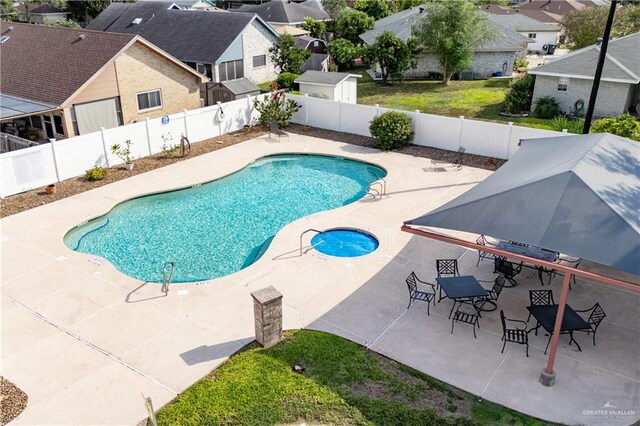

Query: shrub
(369, 111), (414, 151)
(513, 58), (529, 71)
(253, 87), (301, 128)
(276, 72), (299, 90)
(551, 116), (584, 134)
(590, 113), (640, 141)
(110, 139), (133, 164)
(503, 74), (534, 114)
(85, 166), (107, 181)
(533, 96), (560, 119)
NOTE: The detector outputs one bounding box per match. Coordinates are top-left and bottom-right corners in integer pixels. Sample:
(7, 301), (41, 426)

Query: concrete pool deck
(2, 134), (639, 425)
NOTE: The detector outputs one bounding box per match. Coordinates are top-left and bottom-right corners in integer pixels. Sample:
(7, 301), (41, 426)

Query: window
(0, 36), (9, 43)
(252, 55), (266, 68)
(218, 59), (244, 81)
(53, 114), (64, 134)
(528, 33), (537, 39)
(137, 89), (162, 111)
(557, 77), (569, 92)
(196, 63), (207, 75)
(313, 41), (320, 47)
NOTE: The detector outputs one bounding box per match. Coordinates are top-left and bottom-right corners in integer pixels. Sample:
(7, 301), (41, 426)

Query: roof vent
(78, 33), (86, 40)
(132, 18), (143, 25)
(419, 6), (425, 13)
(8, 26), (14, 31)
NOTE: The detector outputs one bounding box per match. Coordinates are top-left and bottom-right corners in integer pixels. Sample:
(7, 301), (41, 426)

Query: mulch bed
(0, 124), (503, 218)
(1, 377), (28, 425)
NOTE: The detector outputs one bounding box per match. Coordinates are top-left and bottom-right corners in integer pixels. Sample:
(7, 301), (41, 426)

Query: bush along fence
(1, 93), (567, 198)
(0, 96), (264, 198)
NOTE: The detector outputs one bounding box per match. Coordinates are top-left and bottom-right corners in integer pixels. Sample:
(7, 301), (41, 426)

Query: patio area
(1, 133), (638, 425)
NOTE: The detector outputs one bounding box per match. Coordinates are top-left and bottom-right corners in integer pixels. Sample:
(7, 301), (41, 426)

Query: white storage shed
(294, 71), (361, 104)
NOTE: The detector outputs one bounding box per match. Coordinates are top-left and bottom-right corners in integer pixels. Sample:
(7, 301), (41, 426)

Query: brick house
(360, 7), (533, 80)
(87, 1), (280, 99)
(529, 33), (640, 117)
(0, 22), (207, 139)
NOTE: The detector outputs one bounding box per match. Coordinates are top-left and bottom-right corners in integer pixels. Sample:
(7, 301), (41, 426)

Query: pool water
(311, 229), (379, 257)
(64, 154), (386, 282)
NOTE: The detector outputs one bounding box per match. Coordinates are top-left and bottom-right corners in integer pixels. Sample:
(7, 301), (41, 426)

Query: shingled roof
(238, 0), (329, 24)
(0, 22), (135, 106)
(87, 2), (273, 64)
(529, 32), (640, 84)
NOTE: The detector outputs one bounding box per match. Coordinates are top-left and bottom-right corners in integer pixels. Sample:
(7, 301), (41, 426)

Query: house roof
(16, 3), (67, 14)
(529, 32), (640, 83)
(0, 21), (206, 109)
(220, 78), (260, 95)
(487, 13), (559, 32)
(295, 35), (325, 49)
(0, 22), (136, 106)
(87, 2), (275, 64)
(238, 0), (329, 24)
(360, 6), (531, 52)
(274, 25), (310, 36)
(295, 70), (360, 85)
(513, 0), (608, 14)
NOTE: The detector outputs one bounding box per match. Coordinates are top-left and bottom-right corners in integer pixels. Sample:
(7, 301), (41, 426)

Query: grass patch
(156, 330), (551, 425)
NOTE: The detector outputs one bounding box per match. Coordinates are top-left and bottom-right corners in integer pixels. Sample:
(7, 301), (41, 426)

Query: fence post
(337, 100), (342, 132)
(183, 109), (189, 140)
(375, 104), (380, 117)
(49, 138), (61, 183)
(562, 129), (568, 134)
(304, 94), (309, 125)
(216, 101), (223, 136)
(100, 127), (110, 167)
(145, 118), (153, 155)
(457, 116), (465, 148)
(414, 110), (420, 145)
(506, 121), (514, 159)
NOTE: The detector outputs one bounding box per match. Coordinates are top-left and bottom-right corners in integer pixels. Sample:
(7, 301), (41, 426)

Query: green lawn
(348, 68), (556, 130)
(156, 330), (551, 426)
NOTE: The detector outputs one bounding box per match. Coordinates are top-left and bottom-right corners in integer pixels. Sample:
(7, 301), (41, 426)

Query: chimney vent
(419, 6), (424, 13)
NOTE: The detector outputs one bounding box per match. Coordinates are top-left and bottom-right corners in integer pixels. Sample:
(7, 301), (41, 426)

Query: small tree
(412, 0), (497, 85)
(335, 9), (374, 45)
(591, 113), (640, 141)
(364, 31), (418, 85)
(369, 111), (414, 151)
(327, 38), (361, 71)
(301, 17), (326, 38)
(353, 0), (390, 20)
(253, 84), (301, 128)
(269, 34), (311, 74)
(503, 74), (535, 114)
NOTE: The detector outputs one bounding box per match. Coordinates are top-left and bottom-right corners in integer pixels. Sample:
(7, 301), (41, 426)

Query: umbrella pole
(540, 271), (573, 386)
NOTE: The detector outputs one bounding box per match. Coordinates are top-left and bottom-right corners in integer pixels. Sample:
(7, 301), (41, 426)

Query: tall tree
(321, 0), (347, 20)
(562, 5), (640, 50)
(353, 0), (390, 20)
(388, 0), (428, 13)
(0, 0), (19, 21)
(301, 17), (326, 38)
(412, 0), (497, 85)
(66, 0), (114, 23)
(364, 31), (418, 85)
(335, 8), (374, 45)
(269, 34), (311, 74)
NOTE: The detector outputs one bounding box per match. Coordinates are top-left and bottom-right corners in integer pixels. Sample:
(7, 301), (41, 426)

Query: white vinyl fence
(1, 93), (566, 198)
(289, 94), (564, 161)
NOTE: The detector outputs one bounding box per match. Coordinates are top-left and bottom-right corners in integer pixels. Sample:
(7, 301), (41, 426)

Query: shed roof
(220, 78), (260, 95)
(529, 32), (640, 83)
(295, 70), (359, 85)
(295, 35), (325, 49)
(87, 2), (275, 64)
(238, 0), (329, 24)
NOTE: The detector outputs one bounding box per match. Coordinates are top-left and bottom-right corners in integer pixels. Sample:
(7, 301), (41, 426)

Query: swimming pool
(64, 154), (386, 282)
(311, 229), (379, 257)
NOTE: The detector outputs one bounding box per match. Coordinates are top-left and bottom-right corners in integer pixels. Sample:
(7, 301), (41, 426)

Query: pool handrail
(299, 228), (326, 256)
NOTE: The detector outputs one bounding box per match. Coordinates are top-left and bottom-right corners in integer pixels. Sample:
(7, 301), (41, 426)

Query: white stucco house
(295, 71), (360, 104)
(360, 7), (533, 80)
(489, 13), (560, 53)
(529, 33), (640, 117)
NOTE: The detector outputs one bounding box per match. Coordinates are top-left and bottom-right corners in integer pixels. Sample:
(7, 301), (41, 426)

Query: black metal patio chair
(527, 289), (555, 334)
(479, 275), (505, 312)
(405, 272), (436, 315)
(573, 303), (606, 346)
(436, 259), (460, 278)
(500, 310), (529, 357)
(494, 257), (523, 287)
(452, 146), (466, 170)
(451, 297), (486, 338)
(475, 235), (497, 267)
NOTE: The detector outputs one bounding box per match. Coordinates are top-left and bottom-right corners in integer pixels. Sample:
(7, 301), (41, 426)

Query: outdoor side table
(527, 304), (591, 353)
(436, 275), (488, 319)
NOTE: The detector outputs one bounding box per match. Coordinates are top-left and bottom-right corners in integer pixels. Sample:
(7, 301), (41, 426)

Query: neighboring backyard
(156, 330), (550, 426)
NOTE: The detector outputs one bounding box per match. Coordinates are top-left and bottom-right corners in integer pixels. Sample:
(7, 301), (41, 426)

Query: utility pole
(582, 0), (618, 134)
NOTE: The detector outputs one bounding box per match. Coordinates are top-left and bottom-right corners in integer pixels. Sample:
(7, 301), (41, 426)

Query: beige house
(0, 22), (207, 140)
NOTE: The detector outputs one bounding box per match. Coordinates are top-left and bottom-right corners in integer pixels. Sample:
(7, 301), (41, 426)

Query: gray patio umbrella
(405, 133), (640, 276)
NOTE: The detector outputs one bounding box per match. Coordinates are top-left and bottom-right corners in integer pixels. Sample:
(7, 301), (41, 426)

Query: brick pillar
(251, 286), (283, 348)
